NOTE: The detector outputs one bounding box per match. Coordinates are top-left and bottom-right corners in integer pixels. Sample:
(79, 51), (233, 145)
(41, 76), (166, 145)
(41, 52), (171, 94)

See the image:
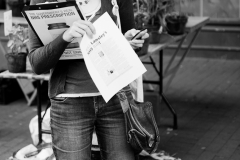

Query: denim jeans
(50, 94), (135, 160)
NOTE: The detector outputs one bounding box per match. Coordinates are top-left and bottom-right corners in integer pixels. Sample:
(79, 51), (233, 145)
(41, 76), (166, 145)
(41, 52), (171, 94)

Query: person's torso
(45, 0), (118, 97)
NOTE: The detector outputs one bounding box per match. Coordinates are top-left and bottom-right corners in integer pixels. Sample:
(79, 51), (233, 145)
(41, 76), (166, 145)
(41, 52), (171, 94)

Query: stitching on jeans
(52, 142), (91, 153)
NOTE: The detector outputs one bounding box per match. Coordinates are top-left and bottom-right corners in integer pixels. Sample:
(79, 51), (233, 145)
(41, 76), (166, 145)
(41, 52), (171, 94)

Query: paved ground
(0, 55), (240, 160)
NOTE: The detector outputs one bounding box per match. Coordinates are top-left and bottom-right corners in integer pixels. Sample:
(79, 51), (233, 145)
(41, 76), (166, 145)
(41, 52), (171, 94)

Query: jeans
(50, 94), (135, 160)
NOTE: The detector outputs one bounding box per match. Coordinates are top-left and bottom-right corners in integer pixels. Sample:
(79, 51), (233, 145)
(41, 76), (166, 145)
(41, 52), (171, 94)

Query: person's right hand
(63, 19), (96, 42)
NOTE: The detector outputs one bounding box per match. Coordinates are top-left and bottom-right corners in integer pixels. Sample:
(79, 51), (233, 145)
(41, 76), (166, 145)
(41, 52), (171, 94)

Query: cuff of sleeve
(50, 32), (70, 54)
(49, 32), (71, 50)
(59, 32), (72, 44)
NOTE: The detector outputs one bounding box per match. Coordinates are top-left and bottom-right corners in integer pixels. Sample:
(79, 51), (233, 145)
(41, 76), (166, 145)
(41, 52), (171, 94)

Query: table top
(0, 70), (50, 81)
(142, 16), (210, 60)
(141, 33), (186, 60)
(0, 10), (210, 29)
(185, 17), (210, 33)
(0, 10), (28, 25)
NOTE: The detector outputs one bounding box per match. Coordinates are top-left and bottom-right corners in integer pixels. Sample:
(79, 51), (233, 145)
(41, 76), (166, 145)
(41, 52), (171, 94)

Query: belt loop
(93, 97), (98, 114)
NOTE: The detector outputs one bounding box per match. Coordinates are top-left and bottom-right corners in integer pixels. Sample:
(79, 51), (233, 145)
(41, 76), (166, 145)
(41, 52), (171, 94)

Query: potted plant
(133, 0), (175, 44)
(164, 12), (188, 35)
(5, 24), (29, 73)
(132, 0), (173, 56)
(160, 1), (189, 35)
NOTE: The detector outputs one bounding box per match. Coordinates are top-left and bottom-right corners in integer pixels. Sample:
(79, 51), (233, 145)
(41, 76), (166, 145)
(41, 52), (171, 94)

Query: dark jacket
(28, 0), (135, 98)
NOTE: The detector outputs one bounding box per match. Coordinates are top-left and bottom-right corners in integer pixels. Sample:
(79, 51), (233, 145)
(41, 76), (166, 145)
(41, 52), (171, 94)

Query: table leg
(164, 28), (202, 91)
(164, 37), (186, 76)
(142, 52), (178, 129)
(160, 50), (178, 129)
(37, 80), (42, 145)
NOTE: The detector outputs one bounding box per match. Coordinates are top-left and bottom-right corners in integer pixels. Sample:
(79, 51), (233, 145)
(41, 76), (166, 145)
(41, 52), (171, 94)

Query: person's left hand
(124, 28), (149, 50)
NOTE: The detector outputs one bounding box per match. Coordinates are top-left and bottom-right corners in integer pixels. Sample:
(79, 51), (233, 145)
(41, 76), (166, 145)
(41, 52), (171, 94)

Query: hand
(124, 28), (149, 49)
(63, 20), (96, 42)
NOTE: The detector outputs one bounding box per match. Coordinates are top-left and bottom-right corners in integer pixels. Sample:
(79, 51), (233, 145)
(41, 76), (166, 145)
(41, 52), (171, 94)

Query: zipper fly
(93, 97), (98, 114)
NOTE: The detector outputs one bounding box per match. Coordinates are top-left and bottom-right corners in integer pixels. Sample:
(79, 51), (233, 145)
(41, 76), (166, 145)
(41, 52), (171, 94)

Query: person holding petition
(28, 0), (149, 159)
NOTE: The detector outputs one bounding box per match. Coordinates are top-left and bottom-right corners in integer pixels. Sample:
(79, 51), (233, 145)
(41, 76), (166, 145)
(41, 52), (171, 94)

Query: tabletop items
(165, 12), (188, 35)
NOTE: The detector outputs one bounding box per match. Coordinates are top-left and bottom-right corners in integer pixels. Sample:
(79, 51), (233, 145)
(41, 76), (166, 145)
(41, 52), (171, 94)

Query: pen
(131, 28), (147, 40)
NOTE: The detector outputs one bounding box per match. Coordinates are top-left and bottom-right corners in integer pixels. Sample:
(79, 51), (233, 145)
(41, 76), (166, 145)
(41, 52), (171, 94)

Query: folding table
(0, 70), (50, 144)
(141, 17), (210, 129)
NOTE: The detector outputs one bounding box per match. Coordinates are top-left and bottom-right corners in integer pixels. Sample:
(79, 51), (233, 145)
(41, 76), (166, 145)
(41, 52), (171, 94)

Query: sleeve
(28, 0), (70, 74)
(117, 0), (135, 34)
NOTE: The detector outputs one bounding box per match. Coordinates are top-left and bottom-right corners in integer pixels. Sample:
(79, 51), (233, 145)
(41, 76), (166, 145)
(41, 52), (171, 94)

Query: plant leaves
(7, 40), (14, 48)
(6, 24), (29, 54)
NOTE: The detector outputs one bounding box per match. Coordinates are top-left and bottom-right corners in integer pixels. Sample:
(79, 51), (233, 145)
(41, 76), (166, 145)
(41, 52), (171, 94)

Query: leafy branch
(7, 25), (29, 55)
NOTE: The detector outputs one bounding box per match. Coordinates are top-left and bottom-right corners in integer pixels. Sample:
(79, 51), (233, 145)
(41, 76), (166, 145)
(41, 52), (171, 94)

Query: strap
(116, 91), (129, 113)
(111, 0), (122, 32)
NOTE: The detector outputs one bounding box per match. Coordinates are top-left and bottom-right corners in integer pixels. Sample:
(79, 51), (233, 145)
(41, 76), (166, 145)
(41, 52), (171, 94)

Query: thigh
(95, 95), (135, 160)
(50, 97), (95, 160)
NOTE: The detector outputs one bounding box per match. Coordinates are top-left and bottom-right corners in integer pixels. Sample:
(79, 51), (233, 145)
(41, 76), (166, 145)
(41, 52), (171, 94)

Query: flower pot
(5, 53), (27, 73)
(165, 13), (188, 35)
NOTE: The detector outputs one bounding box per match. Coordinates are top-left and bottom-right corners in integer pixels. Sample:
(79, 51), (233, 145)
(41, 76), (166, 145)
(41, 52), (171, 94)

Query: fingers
(130, 40), (144, 49)
(141, 32), (149, 40)
(77, 20), (96, 35)
(130, 29), (147, 40)
(124, 29), (136, 41)
(130, 32), (149, 48)
(131, 39), (144, 46)
(128, 28), (138, 37)
(73, 20), (96, 37)
(130, 32), (150, 50)
(64, 20), (95, 41)
(68, 25), (85, 38)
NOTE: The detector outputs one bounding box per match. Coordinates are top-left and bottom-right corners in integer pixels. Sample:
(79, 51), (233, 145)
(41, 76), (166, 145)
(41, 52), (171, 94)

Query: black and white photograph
(0, 0), (239, 160)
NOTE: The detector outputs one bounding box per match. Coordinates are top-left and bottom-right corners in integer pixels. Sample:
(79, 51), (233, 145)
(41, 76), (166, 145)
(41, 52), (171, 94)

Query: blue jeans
(50, 94), (135, 160)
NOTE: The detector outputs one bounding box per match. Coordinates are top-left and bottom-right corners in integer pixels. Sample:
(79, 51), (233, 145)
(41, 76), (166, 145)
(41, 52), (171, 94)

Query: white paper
(4, 10), (12, 36)
(80, 12), (147, 102)
(24, 6), (83, 60)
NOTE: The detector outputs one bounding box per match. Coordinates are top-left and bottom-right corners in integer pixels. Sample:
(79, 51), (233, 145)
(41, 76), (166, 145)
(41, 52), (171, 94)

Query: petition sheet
(80, 12), (146, 102)
(24, 6), (83, 60)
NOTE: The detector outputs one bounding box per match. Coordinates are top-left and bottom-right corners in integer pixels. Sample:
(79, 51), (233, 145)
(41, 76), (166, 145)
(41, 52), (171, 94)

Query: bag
(11, 143), (55, 160)
(112, 0), (160, 154)
(117, 90), (160, 154)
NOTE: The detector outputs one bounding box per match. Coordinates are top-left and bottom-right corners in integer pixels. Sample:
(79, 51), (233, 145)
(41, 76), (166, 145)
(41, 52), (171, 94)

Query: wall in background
(166, 1), (240, 60)
(174, 0), (240, 20)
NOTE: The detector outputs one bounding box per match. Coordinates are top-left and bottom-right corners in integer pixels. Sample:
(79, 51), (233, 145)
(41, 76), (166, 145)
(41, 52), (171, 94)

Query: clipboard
(21, 1), (86, 60)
